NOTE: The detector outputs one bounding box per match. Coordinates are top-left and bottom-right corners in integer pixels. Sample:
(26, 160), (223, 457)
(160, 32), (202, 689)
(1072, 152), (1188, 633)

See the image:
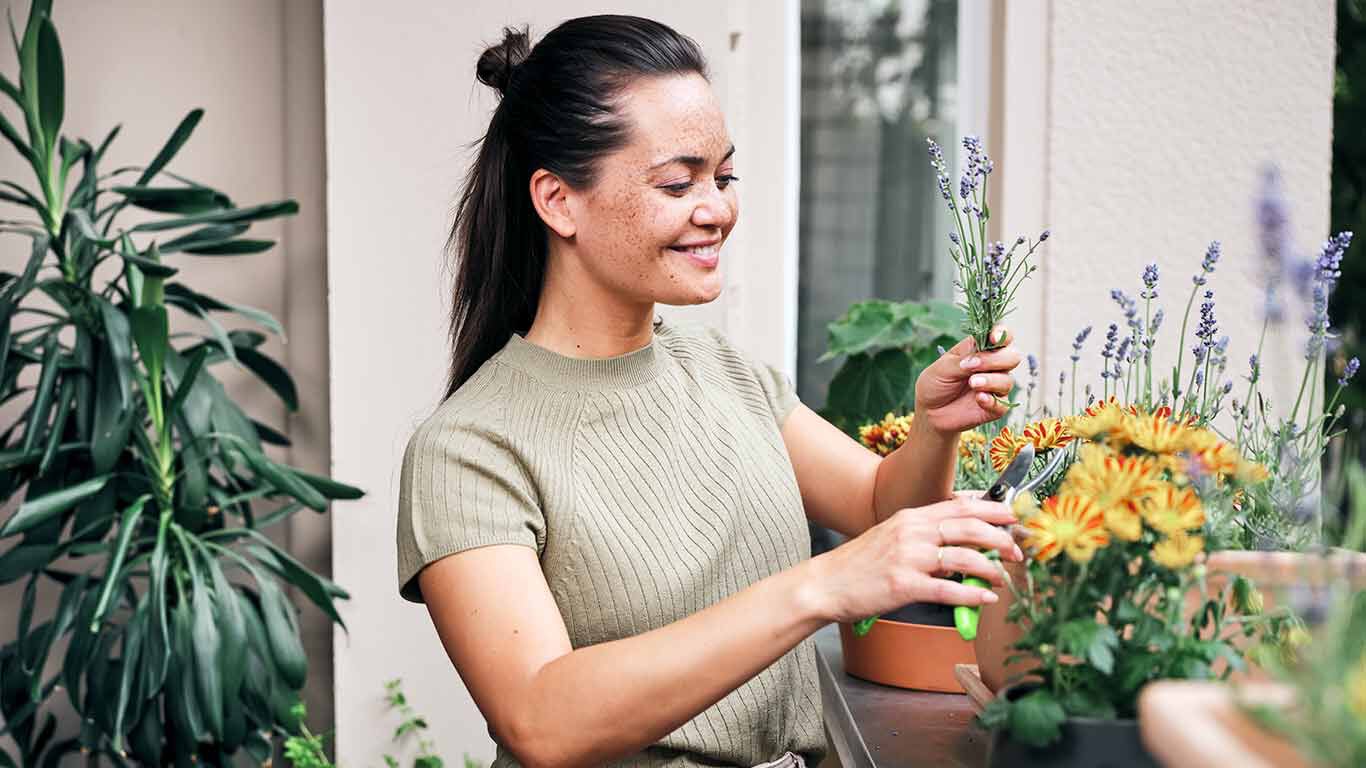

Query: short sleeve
(750, 359), (801, 428)
(395, 415), (545, 603)
(698, 325), (802, 428)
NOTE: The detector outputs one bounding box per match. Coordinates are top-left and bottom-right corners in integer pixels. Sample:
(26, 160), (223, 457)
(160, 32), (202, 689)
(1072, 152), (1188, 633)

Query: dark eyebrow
(649, 145), (736, 171)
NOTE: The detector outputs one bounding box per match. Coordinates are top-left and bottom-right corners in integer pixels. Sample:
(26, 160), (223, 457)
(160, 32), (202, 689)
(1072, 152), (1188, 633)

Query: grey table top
(814, 625), (990, 768)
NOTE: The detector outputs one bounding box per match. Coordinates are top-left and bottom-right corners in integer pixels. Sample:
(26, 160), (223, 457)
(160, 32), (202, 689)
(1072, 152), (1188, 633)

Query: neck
(524, 244), (656, 358)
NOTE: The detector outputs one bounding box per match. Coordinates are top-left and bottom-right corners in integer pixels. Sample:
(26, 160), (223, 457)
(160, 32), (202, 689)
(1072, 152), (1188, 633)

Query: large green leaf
(116, 248), (178, 278)
(91, 344), (133, 475)
(819, 300), (921, 361)
(34, 16), (61, 158)
(36, 375), (73, 475)
(1058, 618), (1119, 675)
(135, 108), (202, 186)
(0, 474), (109, 538)
(202, 551), (246, 703)
(825, 348), (916, 428)
(1008, 688), (1066, 749)
(913, 299), (966, 344)
(166, 345), (208, 420)
(130, 199), (298, 233)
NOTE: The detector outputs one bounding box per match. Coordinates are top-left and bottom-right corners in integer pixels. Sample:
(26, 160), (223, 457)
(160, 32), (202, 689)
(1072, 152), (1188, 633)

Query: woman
(396, 15), (1023, 768)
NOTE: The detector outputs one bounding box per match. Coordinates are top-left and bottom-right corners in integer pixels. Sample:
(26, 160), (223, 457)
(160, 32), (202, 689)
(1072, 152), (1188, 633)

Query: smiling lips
(669, 241), (721, 268)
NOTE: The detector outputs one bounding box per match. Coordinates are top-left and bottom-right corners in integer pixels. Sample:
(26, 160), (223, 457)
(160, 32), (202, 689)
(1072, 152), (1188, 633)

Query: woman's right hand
(806, 494), (1024, 624)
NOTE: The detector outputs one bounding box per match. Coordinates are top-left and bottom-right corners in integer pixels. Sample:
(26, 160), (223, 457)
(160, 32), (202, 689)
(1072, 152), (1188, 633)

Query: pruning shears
(851, 441), (1069, 639)
(954, 441), (1069, 640)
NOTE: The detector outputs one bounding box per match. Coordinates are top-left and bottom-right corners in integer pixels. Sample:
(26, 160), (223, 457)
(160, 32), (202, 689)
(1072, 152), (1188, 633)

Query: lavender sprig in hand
(928, 136), (1047, 353)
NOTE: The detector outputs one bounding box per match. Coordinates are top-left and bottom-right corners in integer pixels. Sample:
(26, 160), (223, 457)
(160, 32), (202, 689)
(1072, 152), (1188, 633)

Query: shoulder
(656, 320), (800, 425)
(401, 356), (530, 474)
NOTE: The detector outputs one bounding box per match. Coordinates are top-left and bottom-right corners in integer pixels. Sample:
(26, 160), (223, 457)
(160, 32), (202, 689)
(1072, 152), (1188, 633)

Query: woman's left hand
(914, 326), (1023, 435)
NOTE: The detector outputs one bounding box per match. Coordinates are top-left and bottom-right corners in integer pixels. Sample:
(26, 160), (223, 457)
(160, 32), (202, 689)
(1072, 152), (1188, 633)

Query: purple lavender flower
(927, 138), (952, 202)
(1257, 166), (1291, 272)
(1141, 264), (1159, 300)
(1027, 353), (1039, 379)
(949, 231), (960, 245)
(1101, 323), (1119, 360)
(1340, 357), (1360, 387)
(1193, 241), (1221, 286)
(1196, 290), (1218, 351)
(1070, 326), (1093, 363)
(1148, 308), (1165, 339)
(1248, 354), (1260, 383)
(1039, 229), (1051, 242)
(1305, 232), (1355, 359)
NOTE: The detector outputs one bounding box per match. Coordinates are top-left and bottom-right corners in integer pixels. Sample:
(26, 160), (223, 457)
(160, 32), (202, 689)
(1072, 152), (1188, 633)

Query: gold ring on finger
(937, 546), (945, 569)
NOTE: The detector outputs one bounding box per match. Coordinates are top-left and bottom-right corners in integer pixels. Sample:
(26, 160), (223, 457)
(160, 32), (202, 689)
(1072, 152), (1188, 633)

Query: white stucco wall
(323, 2), (798, 763)
(1000, 0), (1337, 416)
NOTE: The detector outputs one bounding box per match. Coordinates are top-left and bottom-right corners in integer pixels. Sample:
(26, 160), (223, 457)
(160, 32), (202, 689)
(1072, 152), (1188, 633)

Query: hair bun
(477, 26), (532, 97)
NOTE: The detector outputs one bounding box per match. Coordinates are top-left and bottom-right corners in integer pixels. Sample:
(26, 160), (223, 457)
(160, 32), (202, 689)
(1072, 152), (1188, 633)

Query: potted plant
(0, 1), (362, 764)
(1137, 462), (1366, 768)
(974, 400), (1295, 765)
(831, 135), (1050, 692)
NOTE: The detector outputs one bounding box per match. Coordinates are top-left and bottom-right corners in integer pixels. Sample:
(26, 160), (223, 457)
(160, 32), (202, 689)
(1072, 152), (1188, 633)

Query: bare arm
(420, 497), (1018, 768)
(785, 330), (1022, 537)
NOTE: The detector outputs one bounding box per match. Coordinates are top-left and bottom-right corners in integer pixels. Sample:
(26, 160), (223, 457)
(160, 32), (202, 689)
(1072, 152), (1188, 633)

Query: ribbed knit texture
(396, 321), (826, 767)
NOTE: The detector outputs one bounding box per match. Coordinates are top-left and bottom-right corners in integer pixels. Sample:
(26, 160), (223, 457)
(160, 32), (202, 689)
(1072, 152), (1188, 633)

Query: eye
(661, 182), (692, 194)
(717, 174), (740, 189)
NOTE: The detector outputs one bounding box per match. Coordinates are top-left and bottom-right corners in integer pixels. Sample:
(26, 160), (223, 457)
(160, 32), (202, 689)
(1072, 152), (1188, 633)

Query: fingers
(923, 575), (1001, 606)
(921, 497), (1018, 527)
(934, 546), (1009, 586)
(938, 518), (1024, 561)
(960, 344), (1023, 374)
(967, 372), (1015, 396)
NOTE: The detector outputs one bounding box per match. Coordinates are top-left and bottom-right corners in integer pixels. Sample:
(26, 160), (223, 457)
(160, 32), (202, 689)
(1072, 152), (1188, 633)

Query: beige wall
(0, 0), (332, 757)
(322, 1), (799, 763)
(998, 0), (1337, 416)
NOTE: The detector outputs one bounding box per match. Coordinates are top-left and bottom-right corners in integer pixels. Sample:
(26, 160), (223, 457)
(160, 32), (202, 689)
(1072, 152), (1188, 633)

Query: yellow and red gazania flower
(990, 426), (1029, 472)
(1024, 418), (1074, 451)
(1141, 484), (1205, 535)
(1124, 412), (1199, 455)
(1061, 443), (1162, 541)
(1067, 397), (1128, 441)
(1023, 494), (1110, 563)
(1151, 531), (1204, 569)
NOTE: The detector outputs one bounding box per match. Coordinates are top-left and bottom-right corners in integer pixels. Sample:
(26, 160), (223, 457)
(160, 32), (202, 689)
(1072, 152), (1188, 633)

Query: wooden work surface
(815, 626), (990, 768)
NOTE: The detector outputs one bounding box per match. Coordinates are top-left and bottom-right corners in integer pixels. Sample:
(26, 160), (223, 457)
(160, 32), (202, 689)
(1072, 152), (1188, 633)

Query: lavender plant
(927, 136), (1048, 352)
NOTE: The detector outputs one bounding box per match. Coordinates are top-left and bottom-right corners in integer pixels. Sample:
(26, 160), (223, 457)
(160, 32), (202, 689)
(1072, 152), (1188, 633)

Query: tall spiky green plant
(0, 2), (362, 765)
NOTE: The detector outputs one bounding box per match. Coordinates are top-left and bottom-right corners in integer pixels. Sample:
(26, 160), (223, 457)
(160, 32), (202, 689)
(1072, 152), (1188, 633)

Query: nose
(691, 183), (736, 230)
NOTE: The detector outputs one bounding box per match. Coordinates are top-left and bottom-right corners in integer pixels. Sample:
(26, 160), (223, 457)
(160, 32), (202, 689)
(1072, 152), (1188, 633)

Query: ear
(529, 169), (576, 239)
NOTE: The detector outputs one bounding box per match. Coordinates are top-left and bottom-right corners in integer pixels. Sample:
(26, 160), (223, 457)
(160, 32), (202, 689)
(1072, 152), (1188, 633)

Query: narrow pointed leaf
(19, 337), (58, 454)
(184, 238), (275, 256)
(113, 185), (228, 215)
(248, 542), (348, 628)
(94, 296), (132, 409)
(159, 222), (248, 254)
(128, 305), (167, 385)
(234, 346), (297, 410)
(130, 199), (298, 233)
(0, 474), (108, 538)
(293, 468), (364, 500)
(88, 495), (149, 630)
(254, 574), (306, 689)
(35, 18), (61, 155)
(136, 108), (202, 186)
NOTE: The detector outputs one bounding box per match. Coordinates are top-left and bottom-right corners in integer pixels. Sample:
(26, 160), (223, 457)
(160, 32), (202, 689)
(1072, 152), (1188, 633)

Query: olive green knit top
(395, 320), (826, 767)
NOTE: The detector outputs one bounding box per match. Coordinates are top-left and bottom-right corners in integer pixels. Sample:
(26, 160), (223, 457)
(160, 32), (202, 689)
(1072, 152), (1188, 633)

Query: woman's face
(564, 73), (738, 307)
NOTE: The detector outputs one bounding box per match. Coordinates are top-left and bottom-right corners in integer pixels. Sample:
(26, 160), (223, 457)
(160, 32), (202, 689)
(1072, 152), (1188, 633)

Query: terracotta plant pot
(974, 559), (1034, 693)
(1138, 681), (1307, 768)
(838, 601), (978, 693)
